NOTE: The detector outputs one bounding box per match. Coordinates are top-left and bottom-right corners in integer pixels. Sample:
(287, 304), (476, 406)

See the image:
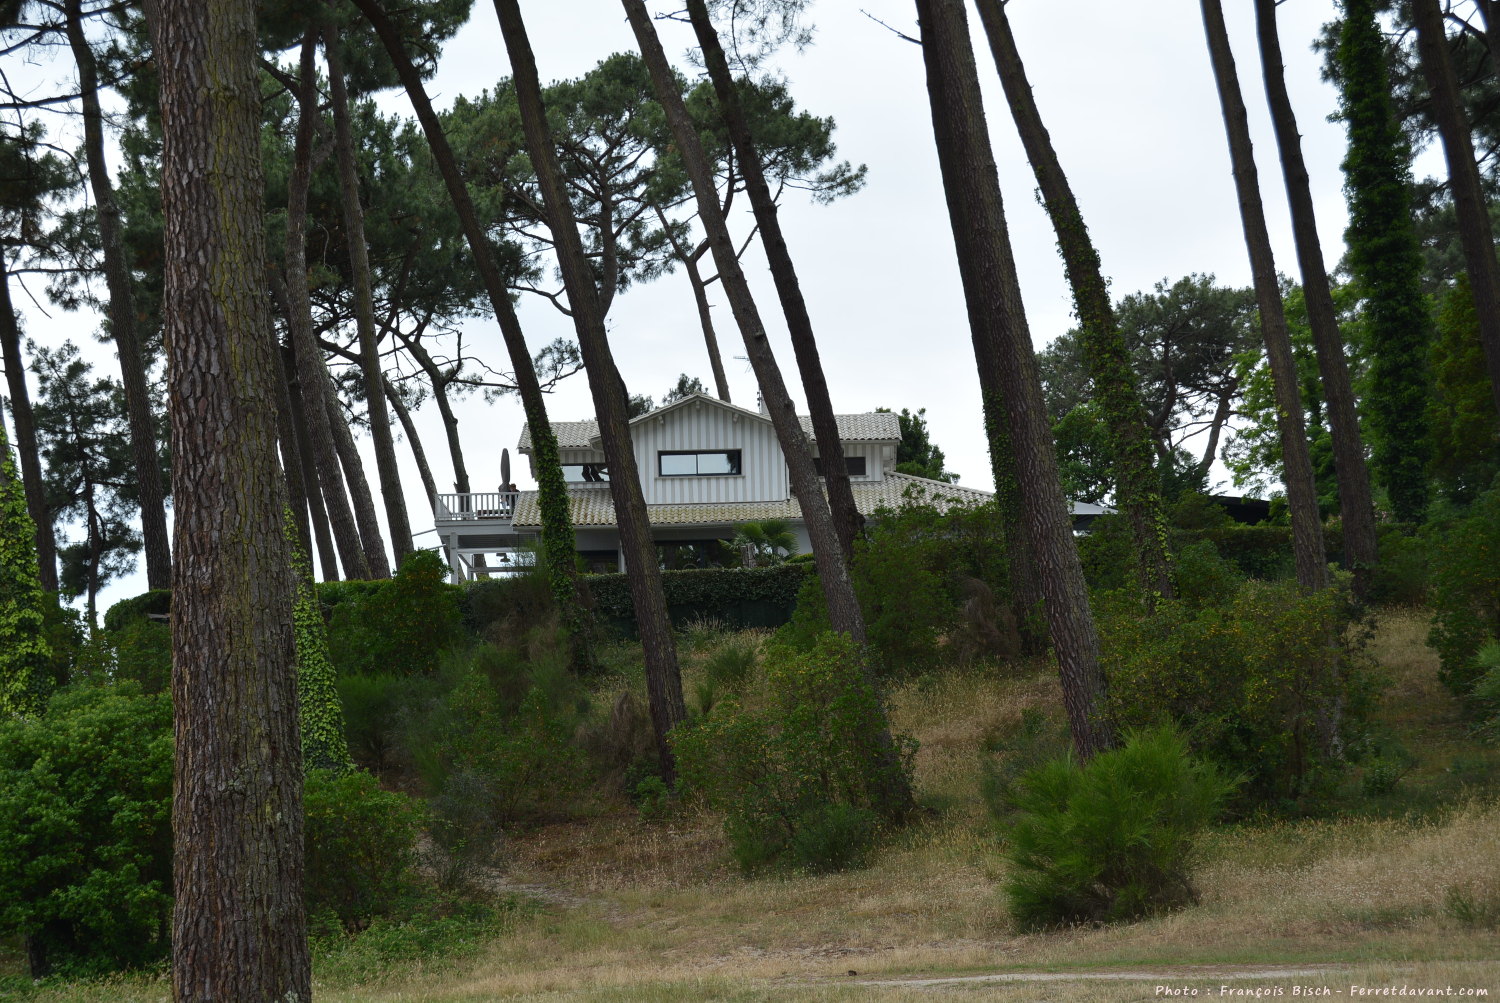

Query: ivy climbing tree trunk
(623, 0), (912, 815)
(0, 272), (56, 593)
(352, 0), (592, 659)
(64, 0), (172, 590)
(150, 0), (310, 997)
(494, 0), (685, 777)
(1201, 0), (1329, 592)
(284, 28), (369, 581)
(915, 0), (1114, 761)
(323, 11), (413, 568)
(974, 0), (1174, 604)
(0, 413), (51, 716)
(1255, 0), (1379, 596)
(1412, 0), (1500, 424)
(684, 0), (863, 561)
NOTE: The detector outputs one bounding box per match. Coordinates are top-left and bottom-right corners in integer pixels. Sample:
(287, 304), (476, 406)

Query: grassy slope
(14, 610), (1500, 1002)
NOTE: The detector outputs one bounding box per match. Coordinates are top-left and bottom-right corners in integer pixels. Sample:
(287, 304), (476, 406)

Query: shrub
(673, 632), (915, 873)
(586, 564), (808, 634)
(302, 768), (425, 933)
(108, 617), (172, 694)
(1001, 727), (1236, 931)
(1170, 539), (1243, 609)
(1368, 524), (1429, 606)
(1428, 486), (1500, 707)
(0, 683), (172, 977)
(337, 671), (410, 774)
(1096, 576), (1373, 806)
(404, 637), (590, 826)
(328, 550), (465, 676)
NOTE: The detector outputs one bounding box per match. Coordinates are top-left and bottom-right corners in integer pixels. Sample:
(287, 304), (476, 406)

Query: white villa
(430, 393), (996, 582)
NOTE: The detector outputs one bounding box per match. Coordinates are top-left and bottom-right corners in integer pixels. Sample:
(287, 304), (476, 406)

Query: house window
(658, 450), (742, 476)
(561, 463), (609, 482)
(813, 455), (867, 477)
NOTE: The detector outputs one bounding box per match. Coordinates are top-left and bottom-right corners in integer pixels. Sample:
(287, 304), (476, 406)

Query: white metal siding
(632, 399), (788, 505)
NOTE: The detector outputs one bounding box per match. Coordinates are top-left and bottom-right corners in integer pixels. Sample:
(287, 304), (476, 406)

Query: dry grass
(16, 612), (1500, 1002)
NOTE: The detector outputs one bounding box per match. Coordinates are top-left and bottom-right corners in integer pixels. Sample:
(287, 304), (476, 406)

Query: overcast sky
(6, 0), (1413, 607)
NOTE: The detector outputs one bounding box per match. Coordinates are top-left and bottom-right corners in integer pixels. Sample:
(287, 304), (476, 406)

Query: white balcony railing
(433, 491), (518, 523)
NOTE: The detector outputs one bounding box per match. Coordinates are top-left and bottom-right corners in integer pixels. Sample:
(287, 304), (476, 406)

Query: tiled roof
(516, 419), (598, 451)
(517, 395), (900, 452)
(510, 472), (993, 529)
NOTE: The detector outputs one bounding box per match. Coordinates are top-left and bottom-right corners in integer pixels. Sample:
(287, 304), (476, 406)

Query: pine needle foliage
(1001, 726), (1236, 930)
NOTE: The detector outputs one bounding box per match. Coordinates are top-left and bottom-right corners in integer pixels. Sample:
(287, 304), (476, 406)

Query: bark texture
(974, 0), (1174, 603)
(151, 0), (310, 998)
(1255, 0), (1380, 595)
(0, 273), (56, 592)
(494, 0), (685, 775)
(65, 0), (172, 589)
(1413, 0), (1500, 424)
(323, 14), (413, 566)
(1201, 0), (1329, 591)
(684, 0), (863, 560)
(916, 0), (1114, 760)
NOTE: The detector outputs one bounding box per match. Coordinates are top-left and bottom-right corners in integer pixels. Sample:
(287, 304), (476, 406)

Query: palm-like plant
(731, 519), (798, 567)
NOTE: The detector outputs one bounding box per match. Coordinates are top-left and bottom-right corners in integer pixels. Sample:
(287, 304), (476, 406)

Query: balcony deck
(431, 492), (528, 583)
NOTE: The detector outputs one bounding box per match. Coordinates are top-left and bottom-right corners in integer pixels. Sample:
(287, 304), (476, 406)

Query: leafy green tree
(1429, 274), (1500, 504)
(1335, 0), (1434, 522)
(29, 343), (147, 627)
(876, 406), (957, 483)
(662, 373), (707, 405)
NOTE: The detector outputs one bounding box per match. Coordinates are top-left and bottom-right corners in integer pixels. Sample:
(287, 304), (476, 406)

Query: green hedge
(101, 589), (172, 632)
(586, 564), (809, 635)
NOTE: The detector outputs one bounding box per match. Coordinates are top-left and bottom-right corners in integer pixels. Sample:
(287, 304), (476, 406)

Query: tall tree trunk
(656, 205), (732, 402)
(150, 0), (310, 997)
(0, 272), (57, 592)
(394, 328), (471, 491)
(1255, 0), (1380, 596)
(916, 0), (1114, 761)
(326, 392), (390, 575)
(1201, 0), (1329, 592)
(351, 0), (590, 654)
(385, 376), (438, 512)
(684, 0), (863, 561)
(65, 0), (172, 589)
(284, 29), (370, 581)
(494, 0), (685, 776)
(322, 15), (414, 567)
(1413, 0), (1500, 423)
(974, 0), (1174, 603)
(622, 0), (912, 814)
(285, 345), (340, 581)
(272, 321), (313, 565)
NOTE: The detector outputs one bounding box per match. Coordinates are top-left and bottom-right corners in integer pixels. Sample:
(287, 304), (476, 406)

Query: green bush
(328, 550), (465, 676)
(100, 589), (171, 632)
(1428, 487), (1500, 707)
(109, 619), (172, 694)
(1368, 524), (1429, 606)
(586, 564), (808, 634)
(1170, 539), (1243, 609)
(337, 671), (412, 774)
(673, 632), (915, 873)
(303, 768), (425, 933)
(405, 636), (591, 826)
(0, 683), (172, 977)
(1002, 727), (1236, 931)
(1096, 576), (1372, 806)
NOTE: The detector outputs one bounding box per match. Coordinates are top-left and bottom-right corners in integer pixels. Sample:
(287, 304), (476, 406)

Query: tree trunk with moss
(0, 273), (56, 593)
(0, 415), (51, 717)
(916, 0), (1114, 761)
(1412, 0), (1500, 424)
(1255, 0), (1379, 596)
(352, 0), (592, 658)
(1201, 0), (1329, 592)
(151, 0), (310, 997)
(494, 0), (684, 774)
(974, 0), (1174, 604)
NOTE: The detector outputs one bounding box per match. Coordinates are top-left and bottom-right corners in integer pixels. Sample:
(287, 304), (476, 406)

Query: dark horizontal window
(659, 449), (742, 476)
(561, 463), (609, 482)
(813, 455), (867, 477)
